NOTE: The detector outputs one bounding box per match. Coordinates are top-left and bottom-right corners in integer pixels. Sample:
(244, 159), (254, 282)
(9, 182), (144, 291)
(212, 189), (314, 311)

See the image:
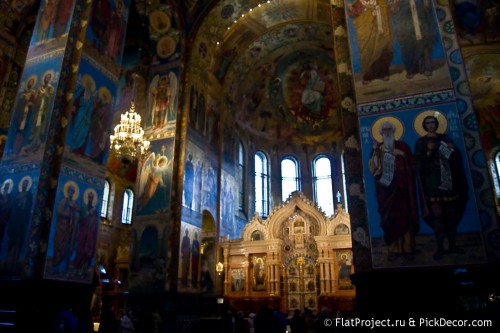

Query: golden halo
(115, 0), (125, 15)
(156, 36), (176, 59)
(18, 175), (33, 192)
(371, 116), (404, 143)
(42, 69), (55, 82)
(98, 86), (112, 103)
(81, 74), (96, 92)
(1, 179), (14, 194)
(26, 74), (38, 88)
(156, 155), (169, 168)
(63, 180), (79, 200)
(150, 10), (171, 33)
(414, 110), (448, 137)
(83, 188), (98, 206)
(159, 75), (169, 83)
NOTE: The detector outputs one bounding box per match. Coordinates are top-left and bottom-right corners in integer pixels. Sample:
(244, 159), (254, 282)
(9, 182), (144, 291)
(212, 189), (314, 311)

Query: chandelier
(109, 101), (150, 163)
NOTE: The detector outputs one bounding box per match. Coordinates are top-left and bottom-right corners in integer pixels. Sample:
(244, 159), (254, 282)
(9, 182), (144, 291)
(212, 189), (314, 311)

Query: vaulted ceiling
(3, 0), (343, 148)
(187, 0), (342, 147)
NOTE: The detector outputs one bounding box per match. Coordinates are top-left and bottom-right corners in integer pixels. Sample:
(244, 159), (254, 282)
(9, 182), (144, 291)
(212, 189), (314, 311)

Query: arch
(251, 230), (264, 241)
(267, 192), (327, 239)
(489, 147), (500, 200)
(281, 155), (300, 202)
(139, 225), (159, 268)
(312, 154), (334, 216)
(201, 210), (217, 292)
(202, 210), (216, 233)
(255, 150), (270, 217)
(100, 178), (111, 218)
(237, 141), (246, 212)
(121, 188), (134, 224)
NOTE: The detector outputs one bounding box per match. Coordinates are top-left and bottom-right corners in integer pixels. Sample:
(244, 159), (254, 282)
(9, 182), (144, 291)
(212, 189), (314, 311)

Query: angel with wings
(137, 151), (171, 210)
(148, 72), (178, 129)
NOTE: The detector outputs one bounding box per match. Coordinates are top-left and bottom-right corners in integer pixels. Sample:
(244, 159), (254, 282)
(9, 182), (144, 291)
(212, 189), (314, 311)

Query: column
(223, 248), (230, 295)
(0, 1), (131, 329)
(244, 254), (250, 296)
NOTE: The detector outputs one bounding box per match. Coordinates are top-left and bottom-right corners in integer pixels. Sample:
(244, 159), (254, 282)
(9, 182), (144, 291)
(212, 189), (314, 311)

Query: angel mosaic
(137, 150), (172, 212)
(148, 72), (178, 129)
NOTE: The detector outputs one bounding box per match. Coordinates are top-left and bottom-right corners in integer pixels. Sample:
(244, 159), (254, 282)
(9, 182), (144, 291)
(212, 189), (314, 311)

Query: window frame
(491, 150), (500, 200)
(237, 141), (246, 212)
(281, 155), (300, 201)
(255, 150), (269, 218)
(121, 188), (134, 224)
(312, 154), (335, 216)
(100, 179), (110, 218)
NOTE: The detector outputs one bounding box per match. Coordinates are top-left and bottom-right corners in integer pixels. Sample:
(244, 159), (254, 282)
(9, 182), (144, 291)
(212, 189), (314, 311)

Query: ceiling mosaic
(2, 0), (342, 147)
(188, 0), (341, 146)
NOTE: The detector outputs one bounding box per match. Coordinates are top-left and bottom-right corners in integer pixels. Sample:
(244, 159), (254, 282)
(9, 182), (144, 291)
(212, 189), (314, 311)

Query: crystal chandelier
(109, 100), (150, 163)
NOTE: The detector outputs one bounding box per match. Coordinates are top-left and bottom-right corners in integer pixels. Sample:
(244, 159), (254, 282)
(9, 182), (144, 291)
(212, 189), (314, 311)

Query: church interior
(0, 0), (500, 332)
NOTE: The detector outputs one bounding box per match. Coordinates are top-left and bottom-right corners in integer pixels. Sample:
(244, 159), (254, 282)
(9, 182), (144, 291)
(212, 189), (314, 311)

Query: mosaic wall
(44, 169), (104, 283)
(345, 0), (499, 269)
(136, 137), (174, 217)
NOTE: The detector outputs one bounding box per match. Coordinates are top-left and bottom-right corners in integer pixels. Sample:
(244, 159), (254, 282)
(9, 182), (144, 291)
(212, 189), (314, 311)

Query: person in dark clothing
(288, 309), (306, 333)
(53, 306), (77, 333)
(254, 305), (274, 333)
(272, 307), (287, 333)
(315, 307), (334, 333)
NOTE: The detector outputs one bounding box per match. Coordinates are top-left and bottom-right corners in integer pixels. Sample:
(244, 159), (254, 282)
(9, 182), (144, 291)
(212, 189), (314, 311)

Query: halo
(63, 180), (80, 200)
(98, 86), (112, 103)
(115, 0), (125, 15)
(81, 74), (96, 92)
(42, 69), (55, 82)
(371, 116), (404, 143)
(1, 179), (14, 194)
(156, 155), (169, 169)
(414, 110), (448, 137)
(18, 175), (33, 192)
(156, 36), (176, 59)
(26, 75), (38, 88)
(159, 75), (169, 83)
(83, 187), (98, 206)
(150, 10), (171, 33)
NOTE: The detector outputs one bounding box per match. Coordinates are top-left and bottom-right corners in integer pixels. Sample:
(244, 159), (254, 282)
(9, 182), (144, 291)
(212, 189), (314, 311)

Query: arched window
(237, 141), (245, 212)
(255, 151), (269, 217)
(341, 153), (349, 212)
(491, 150), (500, 199)
(312, 155), (334, 216)
(100, 179), (110, 218)
(281, 156), (300, 201)
(251, 230), (264, 241)
(122, 188), (134, 224)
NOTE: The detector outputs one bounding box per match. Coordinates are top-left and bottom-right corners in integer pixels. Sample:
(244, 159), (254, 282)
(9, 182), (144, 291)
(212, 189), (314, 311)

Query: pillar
(0, 0), (131, 330)
(244, 254), (250, 297)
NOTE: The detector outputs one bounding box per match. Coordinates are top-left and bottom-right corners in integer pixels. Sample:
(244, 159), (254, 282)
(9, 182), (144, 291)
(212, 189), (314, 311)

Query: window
(255, 151), (269, 217)
(100, 179), (110, 218)
(251, 230), (264, 241)
(313, 155), (334, 216)
(341, 153), (348, 212)
(237, 142), (245, 212)
(281, 156), (300, 201)
(491, 150), (500, 199)
(122, 188), (134, 224)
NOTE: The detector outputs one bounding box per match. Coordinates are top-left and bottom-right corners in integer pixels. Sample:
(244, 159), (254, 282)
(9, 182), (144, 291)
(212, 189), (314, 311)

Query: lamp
(216, 262), (224, 276)
(109, 100), (150, 163)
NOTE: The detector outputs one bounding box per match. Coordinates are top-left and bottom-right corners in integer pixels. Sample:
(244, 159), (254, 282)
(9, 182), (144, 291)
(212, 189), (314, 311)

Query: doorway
(285, 256), (317, 315)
